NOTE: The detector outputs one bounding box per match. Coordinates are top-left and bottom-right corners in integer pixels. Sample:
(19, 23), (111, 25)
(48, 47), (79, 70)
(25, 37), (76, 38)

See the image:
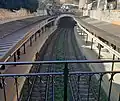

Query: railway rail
(20, 25), (107, 101)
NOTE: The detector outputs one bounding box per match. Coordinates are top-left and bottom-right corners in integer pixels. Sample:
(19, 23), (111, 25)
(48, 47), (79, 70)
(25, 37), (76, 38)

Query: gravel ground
(21, 28), (107, 101)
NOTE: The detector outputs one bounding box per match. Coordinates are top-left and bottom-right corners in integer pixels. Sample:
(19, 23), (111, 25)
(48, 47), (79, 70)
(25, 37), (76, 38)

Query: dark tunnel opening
(57, 16), (77, 28)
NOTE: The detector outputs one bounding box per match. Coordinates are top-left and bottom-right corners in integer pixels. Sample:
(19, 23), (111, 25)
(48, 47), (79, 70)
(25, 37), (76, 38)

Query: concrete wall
(79, 0), (87, 9)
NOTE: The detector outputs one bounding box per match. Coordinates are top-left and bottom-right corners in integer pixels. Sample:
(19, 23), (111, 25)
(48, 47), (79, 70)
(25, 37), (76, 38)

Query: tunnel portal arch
(54, 14), (75, 26)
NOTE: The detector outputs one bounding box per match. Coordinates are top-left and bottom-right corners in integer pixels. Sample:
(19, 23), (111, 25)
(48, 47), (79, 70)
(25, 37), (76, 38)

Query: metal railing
(0, 60), (120, 101)
(0, 16), (56, 62)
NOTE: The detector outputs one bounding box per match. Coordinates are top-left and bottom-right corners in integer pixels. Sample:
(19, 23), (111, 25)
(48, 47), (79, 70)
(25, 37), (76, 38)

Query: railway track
(64, 29), (96, 101)
(21, 26), (107, 101)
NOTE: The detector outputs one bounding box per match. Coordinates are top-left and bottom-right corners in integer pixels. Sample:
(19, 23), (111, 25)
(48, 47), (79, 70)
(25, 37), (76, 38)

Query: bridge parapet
(0, 60), (119, 101)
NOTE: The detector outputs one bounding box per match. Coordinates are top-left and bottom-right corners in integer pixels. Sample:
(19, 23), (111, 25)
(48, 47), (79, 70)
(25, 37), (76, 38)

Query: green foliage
(0, 0), (39, 13)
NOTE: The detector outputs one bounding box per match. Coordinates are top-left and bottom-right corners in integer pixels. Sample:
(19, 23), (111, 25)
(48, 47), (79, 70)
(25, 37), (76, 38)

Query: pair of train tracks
(20, 27), (107, 101)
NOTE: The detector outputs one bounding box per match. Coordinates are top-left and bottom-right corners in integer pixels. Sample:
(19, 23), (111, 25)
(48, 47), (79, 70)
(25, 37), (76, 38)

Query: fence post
(14, 53), (16, 62)
(64, 63), (68, 101)
(91, 38), (94, 50)
(108, 73), (115, 101)
(86, 34), (88, 43)
(98, 44), (102, 59)
(111, 54), (115, 71)
(30, 37), (32, 46)
(23, 44), (26, 54)
(2, 77), (6, 101)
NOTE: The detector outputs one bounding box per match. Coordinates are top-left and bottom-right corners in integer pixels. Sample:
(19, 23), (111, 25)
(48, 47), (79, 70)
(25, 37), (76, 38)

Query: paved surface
(0, 27), (56, 101)
(0, 16), (49, 61)
(0, 15), (34, 24)
(78, 17), (120, 48)
(75, 26), (120, 101)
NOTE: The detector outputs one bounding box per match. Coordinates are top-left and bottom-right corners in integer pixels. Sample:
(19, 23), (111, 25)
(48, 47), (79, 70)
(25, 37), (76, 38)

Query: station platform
(74, 25), (120, 101)
(78, 16), (120, 49)
(0, 26), (56, 101)
(75, 16), (120, 100)
(0, 16), (49, 61)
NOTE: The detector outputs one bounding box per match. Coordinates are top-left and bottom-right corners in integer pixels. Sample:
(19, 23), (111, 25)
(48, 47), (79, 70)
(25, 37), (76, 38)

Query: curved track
(21, 25), (107, 101)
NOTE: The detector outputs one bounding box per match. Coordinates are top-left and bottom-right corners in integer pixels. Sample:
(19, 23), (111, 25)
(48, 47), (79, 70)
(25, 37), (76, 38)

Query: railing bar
(30, 37), (32, 46)
(2, 77), (7, 101)
(87, 75), (92, 101)
(111, 54), (115, 71)
(35, 33), (37, 41)
(77, 75), (80, 101)
(15, 78), (19, 101)
(23, 44), (26, 54)
(98, 44), (102, 59)
(64, 63), (68, 101)
(98, 74), (103, 101)
(86, 34), (88, 43)
(14, 53), (16, 62)
(27, 77), (30, 97)
(52, 75), (54, 101)
(91, 38), (94, 50)
(1, 59), (120, 65)
(0, 72), (63, 77)
(39, 30), (41, 37)
(108, 73), (115, 101)
(17, 49), (20, 60)
(70, 71), (120, 74)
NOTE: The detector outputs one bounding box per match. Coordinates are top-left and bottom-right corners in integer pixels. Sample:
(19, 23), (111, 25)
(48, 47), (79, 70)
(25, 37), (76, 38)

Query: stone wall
(89, 9), (120, 23)
(0, 8), (31, 20)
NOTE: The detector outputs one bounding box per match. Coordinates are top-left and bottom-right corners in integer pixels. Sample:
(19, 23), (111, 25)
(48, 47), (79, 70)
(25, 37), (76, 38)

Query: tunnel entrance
(57, 16), (76, 28)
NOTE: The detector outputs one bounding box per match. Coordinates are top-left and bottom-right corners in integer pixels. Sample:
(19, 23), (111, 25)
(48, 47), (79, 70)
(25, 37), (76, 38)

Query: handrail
(0, 71), (119, 77)
(0, 60), (119, 101)
(0, 59), (120, 65)
(76, 19), (120, 58)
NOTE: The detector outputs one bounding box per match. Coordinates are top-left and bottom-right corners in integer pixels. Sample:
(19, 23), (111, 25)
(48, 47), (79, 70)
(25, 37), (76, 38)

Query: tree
(0, 0), (7, 8)
(0, 0), (39, 13)
(23, 0), (39, 13)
